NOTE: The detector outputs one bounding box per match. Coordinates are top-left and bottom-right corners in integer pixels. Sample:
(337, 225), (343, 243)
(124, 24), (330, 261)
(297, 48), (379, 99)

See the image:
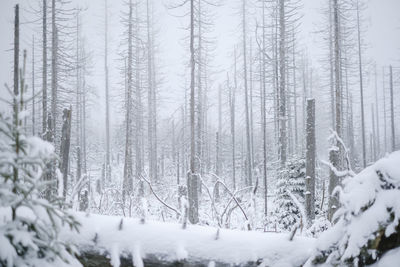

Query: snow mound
(306, 151), (400, 266)
(61, 212), (315, 266)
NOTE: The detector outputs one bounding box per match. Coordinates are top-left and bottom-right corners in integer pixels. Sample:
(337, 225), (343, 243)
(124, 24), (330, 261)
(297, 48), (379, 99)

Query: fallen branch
(140, 174), (181, 216)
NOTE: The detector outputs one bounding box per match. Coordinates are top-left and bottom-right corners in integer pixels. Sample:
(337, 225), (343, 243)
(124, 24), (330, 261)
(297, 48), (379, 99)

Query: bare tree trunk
(76, 12), (82, 187)
(104, 0), (111, 182)
(328, 0), (342, 222)
(383, 67), (387, 153)
(229, 53), (237, 190)
(13, 4), (19, 121)
(215, 85), (222, 201)
(197, 0), (203, 178)
(242, 0), (252, 186)
(60, 108), (72, 198)
(389, 65), (395, 152)
(188, 0), (199, 224)
(261, 0), (267, 219)
(305, 99), (316, 224)
(374, 65), (380, 157)
(42, 0), (48, 139)
(32, 36), (36, 136)
(278, 0), (287, 166)
(123, 0), (134, 198)
(292, 30), (298, 155)
(328, 0), (335, 131)
(356, 0), (366, 168)
(51, 0), (58, 146)
(371, 104), (376, 161)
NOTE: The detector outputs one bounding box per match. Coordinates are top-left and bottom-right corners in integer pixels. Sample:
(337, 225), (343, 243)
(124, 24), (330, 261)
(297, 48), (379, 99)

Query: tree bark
(188, 0), (199, 224)
(60, 108), (72, 198)
(305, 99), (316, 224)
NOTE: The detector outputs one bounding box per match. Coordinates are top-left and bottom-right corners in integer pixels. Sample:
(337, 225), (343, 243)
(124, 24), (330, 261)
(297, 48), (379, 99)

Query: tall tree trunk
(356, 0), (366, 168)
(374, 65), (380, 157)
(230, 53), (237, 190)
(278, 0), (287, 166)
(328, 0), (342, 222)
(188, 0), (199, 224)
(60, 108), (72, 198)
(13, 4), (19, 123)
(383, 67), (387, 153)
(242, 0), (253, 186)
(123, 0), (134, 199)
(51, 0), (57, 146)
(261, 0), (268, 219)
(389, 65), (395, 152)
(76, 12), (82, 187)
(305, 99), (316, 224)
(42, 0), (48, 139)
(32, 36), (36, 135)
(104, 0), (111, 182)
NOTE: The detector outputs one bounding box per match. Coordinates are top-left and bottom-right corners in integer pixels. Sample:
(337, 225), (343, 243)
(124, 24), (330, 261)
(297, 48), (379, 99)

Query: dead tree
(389, 66), (395, 152)
(104, 0), (111, 182)
(305, 99), (316, 224)
(60, 108), (72, 198)
(42, 0), (48, 139)
(356, 0), (366, 168)
(328, 0), (342, 222)
(188, 0), (199, 224)
(242, 0), (253, 186)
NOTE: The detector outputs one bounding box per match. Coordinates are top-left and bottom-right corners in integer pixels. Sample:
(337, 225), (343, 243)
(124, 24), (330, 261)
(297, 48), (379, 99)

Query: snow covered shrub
(273, 157), (306, 231)
(307, 151), (400, 266)
(0, 111), (81, 267)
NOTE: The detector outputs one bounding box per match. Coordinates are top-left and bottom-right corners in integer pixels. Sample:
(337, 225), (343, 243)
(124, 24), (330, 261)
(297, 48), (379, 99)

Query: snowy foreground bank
(61, 213), (315, 267)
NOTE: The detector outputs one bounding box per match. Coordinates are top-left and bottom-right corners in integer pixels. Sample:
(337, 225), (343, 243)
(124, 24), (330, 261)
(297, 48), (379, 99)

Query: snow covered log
(306, 151), (400, 266)
(61, 213), (315, 267)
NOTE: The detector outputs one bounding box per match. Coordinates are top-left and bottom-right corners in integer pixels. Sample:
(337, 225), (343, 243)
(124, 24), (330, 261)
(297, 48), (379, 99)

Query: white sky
(0, 0), (399, 125)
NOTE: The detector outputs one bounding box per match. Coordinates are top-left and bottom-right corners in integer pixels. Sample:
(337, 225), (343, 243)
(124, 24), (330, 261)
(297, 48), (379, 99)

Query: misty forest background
(1, 0), (399, 233)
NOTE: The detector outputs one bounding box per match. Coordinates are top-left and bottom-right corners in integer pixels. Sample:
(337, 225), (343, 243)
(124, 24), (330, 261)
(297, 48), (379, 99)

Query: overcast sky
(1, 0), (399, 123)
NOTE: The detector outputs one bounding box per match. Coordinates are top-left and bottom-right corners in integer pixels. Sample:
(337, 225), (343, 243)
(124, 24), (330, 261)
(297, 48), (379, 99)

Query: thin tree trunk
(261, 0), (267, 219)
(32, 36), (35, 135)
(13, 4), (19, 121)
(374, 65), (380, 157)
(389, 65), (395, 152)
(242, 0), (252, 186)
(383, 67), (387, 153)
(42, 0), (48, 139)
(279, 0), (287, 166)
(104, 0), (111, 182)
(371, 104), (376, 161)
(356, 1), (366, 168)
(51, 0), (57, 146)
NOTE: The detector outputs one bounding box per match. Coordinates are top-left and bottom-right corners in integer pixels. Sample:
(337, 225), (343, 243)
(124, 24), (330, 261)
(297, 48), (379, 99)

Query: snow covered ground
(61, 212), (315, 267)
